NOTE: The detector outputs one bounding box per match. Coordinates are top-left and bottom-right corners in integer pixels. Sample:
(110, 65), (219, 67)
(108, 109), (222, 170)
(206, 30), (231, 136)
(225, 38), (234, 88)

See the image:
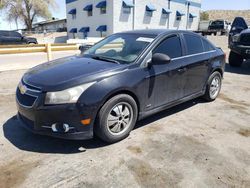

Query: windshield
(83, 33), (156, 64)
(211, 21), (224, 25)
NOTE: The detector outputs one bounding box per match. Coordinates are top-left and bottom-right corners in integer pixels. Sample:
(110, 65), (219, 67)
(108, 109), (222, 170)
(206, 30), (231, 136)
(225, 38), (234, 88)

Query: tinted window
(184, 34), (204, 55)
(203, 39), (215, 51)
(0, 31), (10, 37)
(153, 35), (182, 58)
(211, 20), (224, 25)
(10, 31), (22, 38)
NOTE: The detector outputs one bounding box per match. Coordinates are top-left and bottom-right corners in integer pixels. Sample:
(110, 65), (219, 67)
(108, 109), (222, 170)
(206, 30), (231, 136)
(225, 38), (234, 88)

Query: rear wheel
(203, 71), (222, 102)
(95, 94), (138, 143)
(229, 51), (243, 67)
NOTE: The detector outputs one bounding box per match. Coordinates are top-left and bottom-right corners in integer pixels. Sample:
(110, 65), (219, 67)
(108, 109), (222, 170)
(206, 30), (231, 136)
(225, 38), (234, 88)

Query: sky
(0, 0), (249, 30)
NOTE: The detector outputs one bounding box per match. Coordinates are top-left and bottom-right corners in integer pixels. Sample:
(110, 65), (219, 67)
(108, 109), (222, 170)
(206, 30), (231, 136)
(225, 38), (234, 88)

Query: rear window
(183, 34), (204, 55)
(211, 21), (224, 25)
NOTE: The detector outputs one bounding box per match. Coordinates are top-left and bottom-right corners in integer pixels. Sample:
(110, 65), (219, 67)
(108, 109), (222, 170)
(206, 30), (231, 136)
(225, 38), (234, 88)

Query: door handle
(177, 67), (187, 72)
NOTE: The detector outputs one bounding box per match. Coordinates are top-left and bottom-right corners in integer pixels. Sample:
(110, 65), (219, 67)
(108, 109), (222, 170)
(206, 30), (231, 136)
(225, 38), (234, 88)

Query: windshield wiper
(91, 55), (120, 64)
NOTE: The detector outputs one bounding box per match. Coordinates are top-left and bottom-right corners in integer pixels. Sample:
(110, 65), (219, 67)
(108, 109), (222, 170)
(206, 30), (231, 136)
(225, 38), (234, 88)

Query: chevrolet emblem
(19, 83), (27, 95)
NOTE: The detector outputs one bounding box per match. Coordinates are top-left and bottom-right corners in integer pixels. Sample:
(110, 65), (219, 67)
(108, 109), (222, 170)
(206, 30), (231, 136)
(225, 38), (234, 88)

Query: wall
(66, 0), (114, 38)
(66, 0), (201, 38)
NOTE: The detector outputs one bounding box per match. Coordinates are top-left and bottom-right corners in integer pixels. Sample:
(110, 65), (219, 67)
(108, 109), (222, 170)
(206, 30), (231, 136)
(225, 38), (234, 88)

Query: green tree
(0, 0), (57, 30)
(200, 11), (209, 21)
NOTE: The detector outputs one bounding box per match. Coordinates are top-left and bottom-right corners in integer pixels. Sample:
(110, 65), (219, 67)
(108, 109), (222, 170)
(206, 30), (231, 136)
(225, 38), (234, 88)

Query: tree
(200, 11), (209, 21)
(0, 0), (57, 30)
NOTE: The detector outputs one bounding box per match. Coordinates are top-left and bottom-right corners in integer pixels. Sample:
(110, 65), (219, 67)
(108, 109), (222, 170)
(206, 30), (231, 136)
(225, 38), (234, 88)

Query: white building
(66, 0), (201, 39)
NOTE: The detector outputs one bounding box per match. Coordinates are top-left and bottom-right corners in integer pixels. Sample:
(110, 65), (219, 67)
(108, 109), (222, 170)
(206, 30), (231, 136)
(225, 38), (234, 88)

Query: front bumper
(230, 44), (250, 59)
(16, 85), (97, 140)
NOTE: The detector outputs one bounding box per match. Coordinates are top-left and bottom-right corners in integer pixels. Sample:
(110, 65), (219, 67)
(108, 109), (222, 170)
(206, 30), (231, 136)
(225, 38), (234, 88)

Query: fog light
(81, 119), (91, 125)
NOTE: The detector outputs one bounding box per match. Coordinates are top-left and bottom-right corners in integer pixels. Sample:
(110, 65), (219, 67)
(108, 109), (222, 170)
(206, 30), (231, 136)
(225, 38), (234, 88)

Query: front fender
(78, 67), (147, 113)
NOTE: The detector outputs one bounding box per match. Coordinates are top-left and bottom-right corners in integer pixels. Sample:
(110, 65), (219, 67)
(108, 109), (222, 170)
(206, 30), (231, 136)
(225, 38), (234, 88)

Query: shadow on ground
(225, 60), (250, 75)
(3, 98), (204, 154)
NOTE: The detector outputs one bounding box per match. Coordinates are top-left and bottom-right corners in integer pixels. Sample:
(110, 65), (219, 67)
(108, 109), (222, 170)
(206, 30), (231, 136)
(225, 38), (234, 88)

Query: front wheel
(95, 94), (138, 143)
(229, 51), (243, 67)
(203, 71), (222, 102)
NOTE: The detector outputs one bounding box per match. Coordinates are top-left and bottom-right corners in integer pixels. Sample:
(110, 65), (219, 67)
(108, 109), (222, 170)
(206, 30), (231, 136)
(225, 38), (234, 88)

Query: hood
(23, 55), (125, 91)
(230, 17), (248, 35)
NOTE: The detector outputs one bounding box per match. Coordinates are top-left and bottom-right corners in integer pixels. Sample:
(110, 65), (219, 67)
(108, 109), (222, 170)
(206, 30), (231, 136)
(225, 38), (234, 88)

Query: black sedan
(16, 30), (225, 143)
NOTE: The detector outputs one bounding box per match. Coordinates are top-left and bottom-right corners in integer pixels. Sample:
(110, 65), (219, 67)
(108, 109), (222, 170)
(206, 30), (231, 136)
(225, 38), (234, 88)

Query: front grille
(22, 80), (41, 92)
(240, 34), (250, 46)
(16, 88), (37, 107)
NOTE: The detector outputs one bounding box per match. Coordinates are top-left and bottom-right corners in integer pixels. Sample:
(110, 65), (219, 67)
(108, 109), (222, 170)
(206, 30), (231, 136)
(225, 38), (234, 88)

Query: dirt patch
(143, 125), (162, 134)
(127, 146), (142, 154)
(219, 94), (249, 107)
(142, 135), (250, 187)
(0, 158), (41, 188)
(126, 158), (182, 188)
(238, 129), (250, 137)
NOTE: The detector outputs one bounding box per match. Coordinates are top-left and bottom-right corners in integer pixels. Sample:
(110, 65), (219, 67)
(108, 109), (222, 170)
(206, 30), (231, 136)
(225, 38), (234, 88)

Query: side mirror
(79, 44), (93, 53)
(149, 53), (171, 66)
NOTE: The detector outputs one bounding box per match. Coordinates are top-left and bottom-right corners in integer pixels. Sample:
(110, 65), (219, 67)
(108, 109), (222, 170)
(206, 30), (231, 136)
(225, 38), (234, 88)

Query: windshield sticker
(136, 37), (154, 43)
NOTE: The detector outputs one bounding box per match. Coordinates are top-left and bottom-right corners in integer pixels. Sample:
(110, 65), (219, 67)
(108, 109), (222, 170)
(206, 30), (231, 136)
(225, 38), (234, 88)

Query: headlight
(45, 82), (96, 105)
(232, 34), (240, 42)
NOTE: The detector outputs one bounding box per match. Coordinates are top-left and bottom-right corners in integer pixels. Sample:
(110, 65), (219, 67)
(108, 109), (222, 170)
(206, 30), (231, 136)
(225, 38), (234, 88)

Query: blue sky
(0, 0), (249, 30)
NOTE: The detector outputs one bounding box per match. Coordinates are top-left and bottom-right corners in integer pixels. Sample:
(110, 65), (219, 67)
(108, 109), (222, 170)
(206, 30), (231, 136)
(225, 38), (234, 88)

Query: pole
(132, 0), (135, 30)
(46, 43), (52, 61)
(168, 0), (171, 29)
(186, 2), (190, 30)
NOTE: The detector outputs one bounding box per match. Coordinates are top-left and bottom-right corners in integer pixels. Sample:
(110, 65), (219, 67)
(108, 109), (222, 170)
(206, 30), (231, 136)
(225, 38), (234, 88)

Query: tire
(95, 94), (138, 143)
(229, 51), (243, 67)
(214, 32), (217, 36)
(203, 71), (222, 102)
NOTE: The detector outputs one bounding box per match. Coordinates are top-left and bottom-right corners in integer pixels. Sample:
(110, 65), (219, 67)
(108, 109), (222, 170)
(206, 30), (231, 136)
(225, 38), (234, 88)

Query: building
(32, 18), (67, 32)
(66, 0), (201, 39)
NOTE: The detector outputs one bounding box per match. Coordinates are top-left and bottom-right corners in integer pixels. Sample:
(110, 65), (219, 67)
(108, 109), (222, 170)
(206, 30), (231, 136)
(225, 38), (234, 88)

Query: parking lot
(0, 36), (249, 188)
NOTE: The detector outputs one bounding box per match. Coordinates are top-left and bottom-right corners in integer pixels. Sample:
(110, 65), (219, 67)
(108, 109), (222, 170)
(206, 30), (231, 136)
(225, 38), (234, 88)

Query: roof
(33, 19), (66, 27)
(120, 29), (170, 36)
(118, 29), (201, 37)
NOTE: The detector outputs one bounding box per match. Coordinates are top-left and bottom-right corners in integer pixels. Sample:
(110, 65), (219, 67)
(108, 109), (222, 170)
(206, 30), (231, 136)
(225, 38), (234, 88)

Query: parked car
(196, 20), (215, 36)
(16, 30), (225, 143)
(0, 30), (37, 45)
(208, 19), (231, 36)
(228, 17), (250, 67)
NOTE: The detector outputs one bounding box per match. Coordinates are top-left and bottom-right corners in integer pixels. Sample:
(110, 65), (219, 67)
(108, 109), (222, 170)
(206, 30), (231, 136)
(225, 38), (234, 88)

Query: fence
(0, 43), (79, 61)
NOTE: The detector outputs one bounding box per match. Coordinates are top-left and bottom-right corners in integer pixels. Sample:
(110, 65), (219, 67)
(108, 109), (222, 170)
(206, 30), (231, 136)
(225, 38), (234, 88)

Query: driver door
(144, 35), (186, 109)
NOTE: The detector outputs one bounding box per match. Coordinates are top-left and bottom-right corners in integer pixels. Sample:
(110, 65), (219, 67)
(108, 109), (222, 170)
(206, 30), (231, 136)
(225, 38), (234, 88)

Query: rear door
(181, 33), (213, 97)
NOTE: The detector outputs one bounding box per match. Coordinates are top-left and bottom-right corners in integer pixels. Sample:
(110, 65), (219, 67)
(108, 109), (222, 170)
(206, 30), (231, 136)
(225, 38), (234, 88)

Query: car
(228, 17), (250, 67)
(0, 30), (38, 45)
(16, 29), (225, 143)
(208, 19), (230, 36)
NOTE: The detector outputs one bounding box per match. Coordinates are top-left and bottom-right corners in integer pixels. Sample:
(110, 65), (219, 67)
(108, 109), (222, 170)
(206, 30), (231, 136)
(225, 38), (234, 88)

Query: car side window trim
(172, 50), (216, 60)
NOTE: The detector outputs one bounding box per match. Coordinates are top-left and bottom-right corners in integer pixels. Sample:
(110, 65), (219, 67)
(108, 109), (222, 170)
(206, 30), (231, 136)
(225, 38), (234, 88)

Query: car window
(153, 35), (182, 58)
(202, 39), (215, 52)
(211, 21), (224, 25)
(95, 37), (125, 54)
(184, 34), (204, 55)
(0, 31), (10, 37)
(84, 34), (156, 64)
(10, 31), (22, 38)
